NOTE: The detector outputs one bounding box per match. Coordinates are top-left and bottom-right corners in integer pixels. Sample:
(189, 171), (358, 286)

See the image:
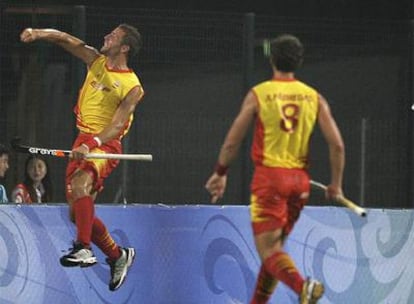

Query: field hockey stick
(310, 180), (367, 217)
(11, 138), (153, 161)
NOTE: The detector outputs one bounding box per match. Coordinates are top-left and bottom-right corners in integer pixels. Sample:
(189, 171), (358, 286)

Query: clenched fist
(20, 28), (37, 43)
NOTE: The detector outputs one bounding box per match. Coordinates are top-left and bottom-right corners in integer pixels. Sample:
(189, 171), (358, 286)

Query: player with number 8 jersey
(205, 34), (346, 304)
(251, 78), (318, 168)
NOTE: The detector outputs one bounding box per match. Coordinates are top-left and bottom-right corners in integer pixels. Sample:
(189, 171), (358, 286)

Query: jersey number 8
(280, 103), (300, 133)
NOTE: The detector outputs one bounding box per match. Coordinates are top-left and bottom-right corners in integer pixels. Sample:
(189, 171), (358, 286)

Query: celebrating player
(20, 24), (144, 291)
(205, 34), (345, 303)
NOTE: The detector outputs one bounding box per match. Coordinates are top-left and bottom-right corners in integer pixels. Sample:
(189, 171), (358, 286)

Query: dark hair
(270, 34), (304, 72)
(119, 23), (142, 59)
(0, 143), (9, 157)
(23, 154), (53, 202)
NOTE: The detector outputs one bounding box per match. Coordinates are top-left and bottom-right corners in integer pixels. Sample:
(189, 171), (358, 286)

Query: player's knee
(71, 186), (89, 200)
(259, 246), (283, 261)
(255, 231), (284, 261)
(69, 170), (94, 200)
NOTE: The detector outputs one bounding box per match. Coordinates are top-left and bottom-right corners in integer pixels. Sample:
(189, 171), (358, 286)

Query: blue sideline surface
(0, 204), (412, 303)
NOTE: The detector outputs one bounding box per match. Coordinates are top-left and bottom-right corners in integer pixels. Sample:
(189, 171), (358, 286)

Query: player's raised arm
(20, 28), (99, 66)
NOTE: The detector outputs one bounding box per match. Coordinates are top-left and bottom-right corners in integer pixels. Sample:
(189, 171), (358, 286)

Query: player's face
(27, 158), (47, 184)
(0, 154), (9, 178)
(100, 27), (126, 55)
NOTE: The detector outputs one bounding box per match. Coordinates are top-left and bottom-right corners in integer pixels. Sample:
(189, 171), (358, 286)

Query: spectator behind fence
(12, 154), (53, 203)
(0, 144), (10, 203)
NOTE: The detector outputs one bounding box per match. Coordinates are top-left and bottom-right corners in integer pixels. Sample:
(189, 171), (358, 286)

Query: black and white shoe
(60, 242), (98, 268)
(108, 247), (136, 291)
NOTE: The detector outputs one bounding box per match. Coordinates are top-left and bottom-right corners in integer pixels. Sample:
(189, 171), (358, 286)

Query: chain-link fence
(0, 5), (412, 208)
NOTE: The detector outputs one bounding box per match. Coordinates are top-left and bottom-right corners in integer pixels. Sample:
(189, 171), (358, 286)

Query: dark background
(0, 0), (413, 208)
(1, 0), (412, 18)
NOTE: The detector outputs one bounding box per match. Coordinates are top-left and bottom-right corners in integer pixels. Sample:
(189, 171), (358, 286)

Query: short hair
(270, 34), (304, 72)
(0, 143), (9, 157)
(119, 23), (142, 59)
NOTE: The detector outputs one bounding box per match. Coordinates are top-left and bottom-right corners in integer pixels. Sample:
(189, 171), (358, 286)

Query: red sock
(264, 252), (304, 295)
(250, 264), (278, 304)
(91, 216), (121, 260)
(73, 196), (94, 247)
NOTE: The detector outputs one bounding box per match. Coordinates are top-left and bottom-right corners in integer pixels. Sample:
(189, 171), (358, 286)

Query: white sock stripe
(308, 280), (315, 299)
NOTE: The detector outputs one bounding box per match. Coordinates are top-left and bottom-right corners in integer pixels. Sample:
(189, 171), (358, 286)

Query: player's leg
(60, 168), (97, 267)
(289, 170), (324, 304)
(250, 263), (278, 304)
(255, 229), (305, 297)
(249, 166), (284, 303)
(250, 167), (309, 303)
(91, 216), (121, 260)
(61, 135), (135, 290)
(91, 215), (135, 291)
(66, 163), (121, 261)
(84, 141), (135, 291)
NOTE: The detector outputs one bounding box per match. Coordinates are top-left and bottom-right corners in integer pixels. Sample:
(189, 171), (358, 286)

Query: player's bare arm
(71, 86), (144, 159)
(217, 90), (257, 166)
(317, 94), (345, 199)
(99, 86), (144, 142)
(20, 28), (99, 66)
(205, 91), (257, 203)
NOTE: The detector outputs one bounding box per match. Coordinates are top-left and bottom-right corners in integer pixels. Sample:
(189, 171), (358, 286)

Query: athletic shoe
(60, 242), (98, 267)
(299, 278), (324, 304)
(107, 247), (135, 291)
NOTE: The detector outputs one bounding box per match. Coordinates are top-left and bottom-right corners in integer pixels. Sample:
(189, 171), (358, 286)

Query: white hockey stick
(310, 180), (367, 217)
(11, 138), (153, 161)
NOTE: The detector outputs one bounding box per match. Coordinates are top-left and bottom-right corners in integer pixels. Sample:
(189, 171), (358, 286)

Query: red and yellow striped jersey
(251, 78), (319, 169)
(74, 55), (143, 138)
